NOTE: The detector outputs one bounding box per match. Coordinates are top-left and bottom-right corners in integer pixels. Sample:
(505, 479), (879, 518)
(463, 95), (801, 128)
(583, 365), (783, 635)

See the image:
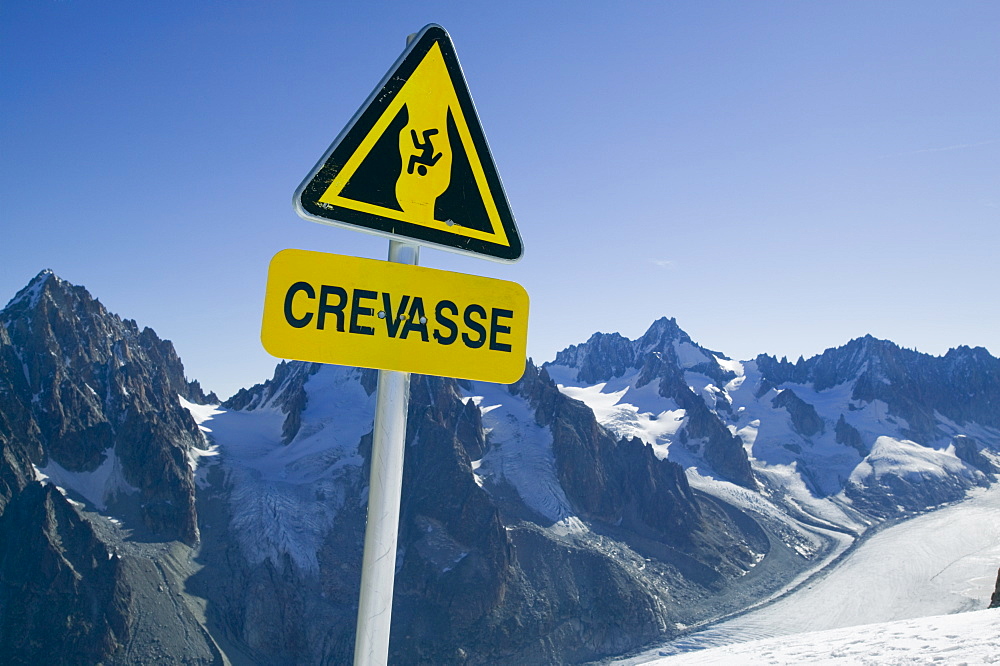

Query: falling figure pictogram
(407, 128), (443, 176)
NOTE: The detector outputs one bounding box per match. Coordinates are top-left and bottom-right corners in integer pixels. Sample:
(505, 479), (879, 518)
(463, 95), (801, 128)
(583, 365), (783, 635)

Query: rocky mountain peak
(551, 331), (636, 384)
(0, 270), (209, 543)
(844, 334), (899, 371)
(635, 316), (688, 352)
(944, 345), (996, 369)
(2, 270), (212, 405)
(2, 268), (58, 312)
(547, 318), (755, 489)
(756, 334), (1000, 440)
(550, 317), (735, 388)
(755, 334), (896, 391)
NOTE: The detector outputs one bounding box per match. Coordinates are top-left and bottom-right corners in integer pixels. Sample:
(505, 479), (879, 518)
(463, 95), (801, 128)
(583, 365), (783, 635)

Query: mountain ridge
(1, 270), (998, 664)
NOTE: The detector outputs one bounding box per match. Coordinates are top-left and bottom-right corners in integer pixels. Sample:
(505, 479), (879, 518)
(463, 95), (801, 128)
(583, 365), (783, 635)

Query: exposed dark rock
(0, 438), (229, 665)
(389, 375), (522, 663)
(548, 320), (756, 490)
(990, 568), (1000, 609)
(392, 369), (764, 663)
(511, 361), (755, 553)
(552, 318), (738, 390)
(0, 482), (129, 664)
(772, 389), (825, 438)
(0, 270), (204, 544)
(199, 362), (770, 665)
(844, 469), (972, 517)
(513, 361), (654, 530)
(952, 435), (996, 477)
(455, 392), (487, 461)
(656, 367), (756, 490)
(754, 354), (805, 387)
(757, 336), (1000, 440)
(639, 318), (736, 385)
(835, 414), (866, 456)
(0, 415), (36, 517)
(552, 331), (635, 384)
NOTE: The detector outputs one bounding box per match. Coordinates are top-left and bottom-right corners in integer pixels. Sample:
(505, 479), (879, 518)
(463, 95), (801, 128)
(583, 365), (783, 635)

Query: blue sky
(2, 1), (997, 400)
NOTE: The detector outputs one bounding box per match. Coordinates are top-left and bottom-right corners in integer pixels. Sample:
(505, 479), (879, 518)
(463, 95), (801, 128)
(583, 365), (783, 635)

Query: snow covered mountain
(190, 359), (785, 663)
(1, 272), (998, 665)
(547, 317), (999, 540)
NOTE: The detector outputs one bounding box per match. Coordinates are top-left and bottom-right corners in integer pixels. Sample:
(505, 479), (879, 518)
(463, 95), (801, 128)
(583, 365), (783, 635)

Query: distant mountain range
(1, 270), (997, 664)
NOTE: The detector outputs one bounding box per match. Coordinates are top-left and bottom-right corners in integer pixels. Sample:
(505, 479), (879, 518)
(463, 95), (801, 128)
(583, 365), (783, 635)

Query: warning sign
(294, 24), (523, 262)
(261, 249), (529, 383)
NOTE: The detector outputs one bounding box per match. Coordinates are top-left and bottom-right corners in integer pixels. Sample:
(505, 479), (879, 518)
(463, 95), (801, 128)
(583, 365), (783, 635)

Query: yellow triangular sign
(295, 25), (522, 262)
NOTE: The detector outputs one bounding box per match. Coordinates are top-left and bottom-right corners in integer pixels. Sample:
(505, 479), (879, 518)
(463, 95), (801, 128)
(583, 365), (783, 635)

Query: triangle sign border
(294, 24), (523, 263)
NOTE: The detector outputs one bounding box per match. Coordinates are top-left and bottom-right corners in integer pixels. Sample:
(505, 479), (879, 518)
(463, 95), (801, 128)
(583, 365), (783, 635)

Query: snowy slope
(184, 365), (374, 573)
(464, 381), (573, 525)
(616, 482), (1000, 663)
(550, 371), (687, 454)
(33, 449), (138, 511)
(463, 379), (592, 535)
(637, 609), (1000, 665)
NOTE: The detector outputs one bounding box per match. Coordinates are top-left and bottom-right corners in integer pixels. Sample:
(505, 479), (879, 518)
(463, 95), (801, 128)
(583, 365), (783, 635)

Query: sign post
(355, 239), (417, 666)
(265, 24), (526, 666)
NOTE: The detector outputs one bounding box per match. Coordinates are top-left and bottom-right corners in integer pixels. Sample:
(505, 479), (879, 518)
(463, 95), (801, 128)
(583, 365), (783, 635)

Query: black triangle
(338, 105), (409, 212)
(434, 109), (492, 234)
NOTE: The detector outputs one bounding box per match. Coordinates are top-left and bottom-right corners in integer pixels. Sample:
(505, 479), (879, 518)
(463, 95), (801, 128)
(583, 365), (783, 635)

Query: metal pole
(354, 239), (419, 666)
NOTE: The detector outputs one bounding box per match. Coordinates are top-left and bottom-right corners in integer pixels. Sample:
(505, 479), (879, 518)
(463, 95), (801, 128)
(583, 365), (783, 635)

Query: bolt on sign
(261, 249), (529, 384)
(294, 24), (523, 262)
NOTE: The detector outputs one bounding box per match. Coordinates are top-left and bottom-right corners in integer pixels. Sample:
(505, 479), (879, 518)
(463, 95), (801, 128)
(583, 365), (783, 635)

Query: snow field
(34, 448), (138, 511)
(619, 483), (1000, 663)
(851, 435), (975, 485)
(642, 608), (1000, 665)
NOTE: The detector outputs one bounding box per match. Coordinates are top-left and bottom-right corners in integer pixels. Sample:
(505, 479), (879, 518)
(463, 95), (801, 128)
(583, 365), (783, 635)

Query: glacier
(184, 365), (375, 574)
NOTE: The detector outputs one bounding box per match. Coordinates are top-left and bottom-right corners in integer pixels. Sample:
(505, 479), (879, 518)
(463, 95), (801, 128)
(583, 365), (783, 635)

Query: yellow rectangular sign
(261, 249), (529, 383)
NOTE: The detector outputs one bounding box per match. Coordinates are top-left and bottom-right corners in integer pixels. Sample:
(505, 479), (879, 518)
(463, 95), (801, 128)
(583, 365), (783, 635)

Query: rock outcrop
(1, 270), (208, 543)
(0, 482), (128, 663)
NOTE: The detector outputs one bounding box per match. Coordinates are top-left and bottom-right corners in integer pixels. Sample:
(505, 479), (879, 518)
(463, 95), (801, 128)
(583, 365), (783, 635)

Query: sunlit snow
(619, 482), (1000, 663)
(465, 381), (583, 531)
(850, 436), (973, 485)
(181, 366), (374, 574)
(673, 341), (711, 369)
(639, 608), (1000, 665)
(34, 448), (138, 511)
(547, 364), (686, 452)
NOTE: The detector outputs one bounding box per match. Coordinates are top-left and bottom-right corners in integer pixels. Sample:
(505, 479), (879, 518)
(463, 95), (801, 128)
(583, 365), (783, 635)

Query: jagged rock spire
(1, 270), (210, 543)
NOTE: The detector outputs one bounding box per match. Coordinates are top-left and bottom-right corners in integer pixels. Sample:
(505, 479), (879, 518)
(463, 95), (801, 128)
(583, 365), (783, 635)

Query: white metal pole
(353, 239), (419, 666)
